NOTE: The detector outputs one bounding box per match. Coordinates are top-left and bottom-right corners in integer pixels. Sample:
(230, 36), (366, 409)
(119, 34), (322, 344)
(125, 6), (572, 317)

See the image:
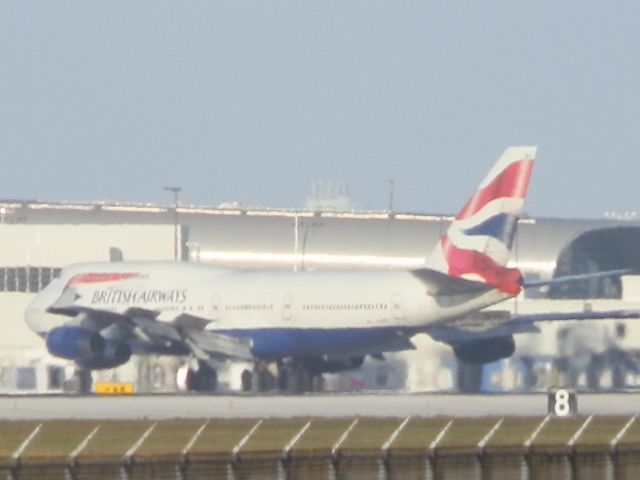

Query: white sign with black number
(548, 387), (578, 416)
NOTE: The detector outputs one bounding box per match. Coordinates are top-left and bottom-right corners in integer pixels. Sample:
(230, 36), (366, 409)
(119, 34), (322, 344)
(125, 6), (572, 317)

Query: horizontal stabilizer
(411, 268), (493, 295)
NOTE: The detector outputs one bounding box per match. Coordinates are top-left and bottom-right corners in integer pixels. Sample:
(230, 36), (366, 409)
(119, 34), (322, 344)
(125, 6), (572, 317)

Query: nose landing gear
(64, 368), (93, 394)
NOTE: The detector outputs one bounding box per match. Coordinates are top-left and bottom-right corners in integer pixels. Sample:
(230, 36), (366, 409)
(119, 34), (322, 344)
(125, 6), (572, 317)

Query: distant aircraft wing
(508, 308), (640, 324)
(522, 269), (635, 289)
(427, 308), (640, 344)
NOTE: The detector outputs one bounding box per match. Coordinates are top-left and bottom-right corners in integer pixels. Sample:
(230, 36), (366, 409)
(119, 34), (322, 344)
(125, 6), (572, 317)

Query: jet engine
(46, 326), (105, 360)
(76, 340), (132, 370)
(453, 336), (516, 364)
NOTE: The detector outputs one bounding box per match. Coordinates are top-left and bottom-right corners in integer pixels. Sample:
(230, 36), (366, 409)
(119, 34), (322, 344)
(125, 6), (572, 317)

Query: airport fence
(2, 415), (640, 479)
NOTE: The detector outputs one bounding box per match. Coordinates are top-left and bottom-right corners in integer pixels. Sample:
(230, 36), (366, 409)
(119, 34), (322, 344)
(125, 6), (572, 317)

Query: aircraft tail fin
(425, 146), (536, 296)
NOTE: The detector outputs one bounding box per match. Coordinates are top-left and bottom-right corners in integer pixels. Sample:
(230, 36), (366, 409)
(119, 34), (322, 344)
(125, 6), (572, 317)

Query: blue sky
(2, 2), (639, 218)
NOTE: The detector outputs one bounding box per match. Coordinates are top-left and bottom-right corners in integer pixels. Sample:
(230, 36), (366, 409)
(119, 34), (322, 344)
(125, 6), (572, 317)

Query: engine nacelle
(46, 326), (105, 360)
(453, 336), (516, 364)
(76, 340), (132, 370)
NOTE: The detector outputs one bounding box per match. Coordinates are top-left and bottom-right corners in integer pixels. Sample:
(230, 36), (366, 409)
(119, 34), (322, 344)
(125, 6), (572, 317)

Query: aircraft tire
(178, 362), (217, 393)
(277, 363), (316, 394)
(193, 363), (217, 392)
(65, 369), (93, 394)
(586, 354), (604, 390)
(277, 364), (289, 392)
(311, 373), (324, 392)
(610, 349), (633, 390)
(288, 368), (308, 394)
(520, 357), (538, 390)
(456, 362), (482, 393)
(255, 365), (276, 392)
(612, 364), (626, 389)
(241, 369), (253, 392)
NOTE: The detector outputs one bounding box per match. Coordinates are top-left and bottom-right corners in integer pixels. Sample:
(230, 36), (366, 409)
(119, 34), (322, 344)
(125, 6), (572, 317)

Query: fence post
(121, 422), (156, 480)
(426, 419), (453, 480)
(522, 414), (551, 480)
(330, 418), (359, 480)
(566, 414), (593, 480)
(178, 420), (209, 480)
(228, 419), (262, 480)
(280, 421), (312, 480)
(8, 423), (42, 480)
(66, 425), (100, 480)
(476, 418), (504, 480)
(378, 416), (410, 480)
(608, 415), (636, 480)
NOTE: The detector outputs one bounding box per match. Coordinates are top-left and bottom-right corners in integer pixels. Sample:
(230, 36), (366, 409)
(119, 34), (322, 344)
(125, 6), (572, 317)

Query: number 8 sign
(548, 387), (577, 416)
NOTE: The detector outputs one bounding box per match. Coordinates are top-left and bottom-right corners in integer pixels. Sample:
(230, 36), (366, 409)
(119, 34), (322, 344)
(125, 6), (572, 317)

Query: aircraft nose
(25, 302), (44, 334)
(25, 292), (56, 336)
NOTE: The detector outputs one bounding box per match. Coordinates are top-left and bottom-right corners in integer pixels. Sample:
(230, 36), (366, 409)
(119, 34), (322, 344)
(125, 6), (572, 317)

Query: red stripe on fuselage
(68, 272), (141, 285)
(456, 159), (533, 220)
(440, 237), (522, 295)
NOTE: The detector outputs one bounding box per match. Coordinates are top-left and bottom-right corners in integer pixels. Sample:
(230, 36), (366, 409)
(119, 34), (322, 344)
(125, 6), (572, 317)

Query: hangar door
(549, 226), (640, 299)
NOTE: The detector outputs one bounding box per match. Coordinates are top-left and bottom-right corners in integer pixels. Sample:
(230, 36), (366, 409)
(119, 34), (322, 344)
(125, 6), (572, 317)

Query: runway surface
(0, 392), (638, 420)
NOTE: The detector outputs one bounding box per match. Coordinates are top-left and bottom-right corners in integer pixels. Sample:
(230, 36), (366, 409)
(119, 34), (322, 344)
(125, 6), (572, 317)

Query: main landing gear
(277, 360), (324, 393)
(236, 360), (322, 394)
(240, 360), (323, 394)
(240, 361), (277, 393)
(176, 360), (218, 393)
(64, 368), (93, 394)
(456, 361), (483, 393)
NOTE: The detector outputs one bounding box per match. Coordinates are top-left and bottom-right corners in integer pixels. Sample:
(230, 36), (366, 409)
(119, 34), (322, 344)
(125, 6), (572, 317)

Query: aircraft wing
(47, 290), (253, 361)
(129, 314), (253, 361)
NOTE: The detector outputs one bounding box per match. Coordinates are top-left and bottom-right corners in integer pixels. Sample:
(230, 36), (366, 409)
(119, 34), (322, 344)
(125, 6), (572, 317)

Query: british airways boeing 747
(25, 147), (638, 392)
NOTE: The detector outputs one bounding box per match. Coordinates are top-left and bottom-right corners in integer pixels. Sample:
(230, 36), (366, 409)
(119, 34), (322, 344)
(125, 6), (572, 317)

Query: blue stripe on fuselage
(216, 327), (414, 359)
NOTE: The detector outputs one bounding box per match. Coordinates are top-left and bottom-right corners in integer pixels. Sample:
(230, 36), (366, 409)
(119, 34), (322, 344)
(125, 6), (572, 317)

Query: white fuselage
(26, 262), (511, 358)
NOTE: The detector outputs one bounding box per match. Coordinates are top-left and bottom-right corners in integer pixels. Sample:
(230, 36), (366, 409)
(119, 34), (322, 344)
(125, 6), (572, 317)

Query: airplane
(24, 146), (639, 393)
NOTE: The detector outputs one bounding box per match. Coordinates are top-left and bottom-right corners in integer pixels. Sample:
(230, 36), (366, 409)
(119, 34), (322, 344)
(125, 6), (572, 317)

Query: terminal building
(1, 199), (639, 393)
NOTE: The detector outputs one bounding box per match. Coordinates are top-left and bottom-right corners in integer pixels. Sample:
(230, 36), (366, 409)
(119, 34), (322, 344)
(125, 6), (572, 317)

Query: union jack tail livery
(426, 146), (536, 296)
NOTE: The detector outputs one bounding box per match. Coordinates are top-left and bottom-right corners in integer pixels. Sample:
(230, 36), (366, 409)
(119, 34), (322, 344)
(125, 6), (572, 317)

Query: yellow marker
(94, 382), (134, 395)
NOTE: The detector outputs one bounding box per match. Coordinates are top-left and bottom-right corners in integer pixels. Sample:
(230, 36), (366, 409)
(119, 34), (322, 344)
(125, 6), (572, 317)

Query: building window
(17, 267), (27, 292)
(16, 367), (37, 390)
(47, 366), (64, 390)
(0, 266), (61, 293)
(6, 268), (16, 292)
(41, 268), (52, 291)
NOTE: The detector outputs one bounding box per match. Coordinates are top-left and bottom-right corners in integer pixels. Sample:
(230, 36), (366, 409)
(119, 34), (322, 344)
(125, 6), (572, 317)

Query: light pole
(164, 186), (181, 261)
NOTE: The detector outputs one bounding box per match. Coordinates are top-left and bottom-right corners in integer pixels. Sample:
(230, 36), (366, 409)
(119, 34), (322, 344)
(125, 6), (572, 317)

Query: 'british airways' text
(91, 289), (187, 305)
